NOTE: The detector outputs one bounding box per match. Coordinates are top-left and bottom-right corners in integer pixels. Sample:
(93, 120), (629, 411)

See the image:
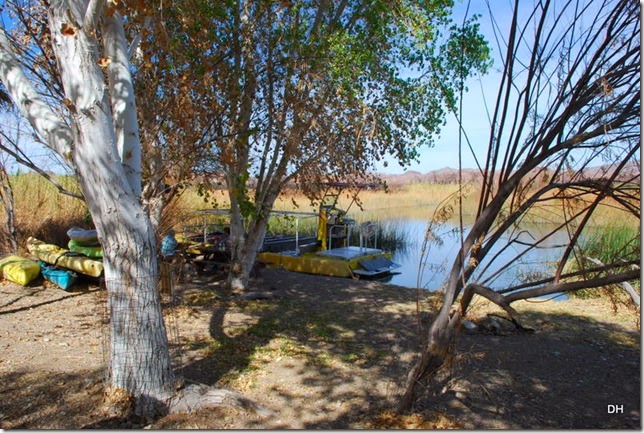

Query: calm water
(381, 219), (570, 296)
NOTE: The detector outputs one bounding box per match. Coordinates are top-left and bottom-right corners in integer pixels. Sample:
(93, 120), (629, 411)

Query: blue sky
(375, 70), (501, 175)
(6, 1), (532, 176)
(376, 0), (514, 174)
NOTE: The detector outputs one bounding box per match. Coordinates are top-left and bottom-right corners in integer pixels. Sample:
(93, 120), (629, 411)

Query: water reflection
(385, 219), (569, 298)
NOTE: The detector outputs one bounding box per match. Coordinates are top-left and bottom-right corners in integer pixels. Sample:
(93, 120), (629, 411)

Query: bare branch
(585, 257), (640, 307)
(504, 269), (640, 303)
(0, 139), (83, 200)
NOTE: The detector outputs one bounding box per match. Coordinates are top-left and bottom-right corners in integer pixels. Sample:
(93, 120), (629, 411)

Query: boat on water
(258, 244), (400, 278)
(180, 183), (400, 279)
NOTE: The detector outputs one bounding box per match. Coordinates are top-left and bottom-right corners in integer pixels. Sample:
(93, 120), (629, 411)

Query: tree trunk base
(103, 383), (274, 421)
(397, 311), (461, 413)
(397, 345), (454, 412)
(167, 384), (275, 417)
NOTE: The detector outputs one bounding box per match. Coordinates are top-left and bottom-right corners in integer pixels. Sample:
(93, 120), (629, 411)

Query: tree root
(167, 384), (276, 417)
(104, 383), (275, 421)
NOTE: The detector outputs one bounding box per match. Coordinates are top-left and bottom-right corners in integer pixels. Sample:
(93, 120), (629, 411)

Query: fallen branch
(584, 257), (640, 308)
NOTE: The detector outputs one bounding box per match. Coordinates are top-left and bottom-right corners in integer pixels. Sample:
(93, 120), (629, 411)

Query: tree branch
(504, 269), (640, 303)
(83, 0), (106, 34)
(0, 27), (73, 162)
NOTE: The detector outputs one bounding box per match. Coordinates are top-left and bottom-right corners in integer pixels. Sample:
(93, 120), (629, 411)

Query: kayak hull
(27, 237), (103, 277)
(68, 240), (103, 259)
(40, 261), (78, 290)
(0, 255), (40, 286)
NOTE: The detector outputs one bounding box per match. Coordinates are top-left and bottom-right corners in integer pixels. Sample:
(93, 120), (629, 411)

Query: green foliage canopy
(137, 0), (491, 204)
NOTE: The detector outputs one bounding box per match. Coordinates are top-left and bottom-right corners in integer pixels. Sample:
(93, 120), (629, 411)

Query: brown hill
(379, 162), (639, 187)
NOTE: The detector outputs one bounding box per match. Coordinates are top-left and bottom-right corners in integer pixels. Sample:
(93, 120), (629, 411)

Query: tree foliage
(136, 0), (491, 290)
(1, 1), (491, 290)
(0, 0), (174, 415)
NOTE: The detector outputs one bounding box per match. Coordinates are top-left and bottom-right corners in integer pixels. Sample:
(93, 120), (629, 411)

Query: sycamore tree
(137, 0), (491, 292)
(0, 2), (207, 240)
(0, 0), (176, 415)
(400, 0), (640, 410)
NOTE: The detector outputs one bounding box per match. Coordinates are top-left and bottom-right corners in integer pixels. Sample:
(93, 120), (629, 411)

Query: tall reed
(270, 183), (481, 221)
(11, 174), (636, 255)
(567, 223), (640, 301)
(5, 173), (87, 253)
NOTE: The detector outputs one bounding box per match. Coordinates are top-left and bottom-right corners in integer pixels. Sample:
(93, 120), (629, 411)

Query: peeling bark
(0, 1), (176, 417)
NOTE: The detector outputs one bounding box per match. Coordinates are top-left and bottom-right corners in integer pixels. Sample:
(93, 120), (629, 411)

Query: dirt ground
(0, 266), (640, 429)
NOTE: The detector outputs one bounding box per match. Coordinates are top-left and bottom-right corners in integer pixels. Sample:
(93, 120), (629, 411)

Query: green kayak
(68, 240), (103, 259)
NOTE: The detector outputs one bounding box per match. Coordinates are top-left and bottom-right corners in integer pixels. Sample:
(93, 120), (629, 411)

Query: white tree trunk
(0, 1), (175, 416)
(0, 30), (73, 160)
(103, 11), (143, 196)
(45, 2), (174, 413)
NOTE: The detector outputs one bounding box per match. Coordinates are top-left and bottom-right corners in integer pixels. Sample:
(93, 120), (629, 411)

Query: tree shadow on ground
(176, 268), (431, 428)
(0, 369), (108, 429)
(2, 268), (638, 429)
(417, 311), (640, 429)
(0, 282), (101, 315)
(172, 268), (640, 429)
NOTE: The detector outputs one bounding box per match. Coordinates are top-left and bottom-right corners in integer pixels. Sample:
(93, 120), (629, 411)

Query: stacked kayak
(0, 255), (41, 285)
(68, 240), (103, 259)
(67, 227), (103, 258)
(27, 237), (104, 277)
(66, 227), (100, 246)
(38, 260), (78, 291)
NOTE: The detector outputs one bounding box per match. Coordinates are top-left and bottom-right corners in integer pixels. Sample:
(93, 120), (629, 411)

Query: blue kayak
(39, 261), (78, 291)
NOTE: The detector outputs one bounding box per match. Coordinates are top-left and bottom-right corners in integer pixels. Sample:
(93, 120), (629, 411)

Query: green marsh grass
(582, 224), (641, 263)
(568, 223), (640, 302)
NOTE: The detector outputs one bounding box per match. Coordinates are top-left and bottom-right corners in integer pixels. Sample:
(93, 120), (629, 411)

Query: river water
(381, 218), (570, 296)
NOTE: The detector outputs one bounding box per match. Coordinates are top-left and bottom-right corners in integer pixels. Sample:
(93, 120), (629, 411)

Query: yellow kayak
(0, 255), (41, 285)
(27, 237), (104, 277)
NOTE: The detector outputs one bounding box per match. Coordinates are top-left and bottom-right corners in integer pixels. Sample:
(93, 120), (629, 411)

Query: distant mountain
(378, 162), (639, 187)
(379, 167), (483, 186)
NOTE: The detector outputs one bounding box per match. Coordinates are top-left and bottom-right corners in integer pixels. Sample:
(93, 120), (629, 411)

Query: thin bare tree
(400, 0), (640, 410)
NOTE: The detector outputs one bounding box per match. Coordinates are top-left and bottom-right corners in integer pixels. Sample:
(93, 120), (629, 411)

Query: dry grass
(280, 183), (479, 220)
(4, 174), (637, 256)
(173, 181), (638, 230)
(465, 294), (640, 349)
(6, 173), (88, 253)
(368, 409), (461, 429)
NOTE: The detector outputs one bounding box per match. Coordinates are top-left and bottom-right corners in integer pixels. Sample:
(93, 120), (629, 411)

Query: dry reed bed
(2, 174), (638, 255)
